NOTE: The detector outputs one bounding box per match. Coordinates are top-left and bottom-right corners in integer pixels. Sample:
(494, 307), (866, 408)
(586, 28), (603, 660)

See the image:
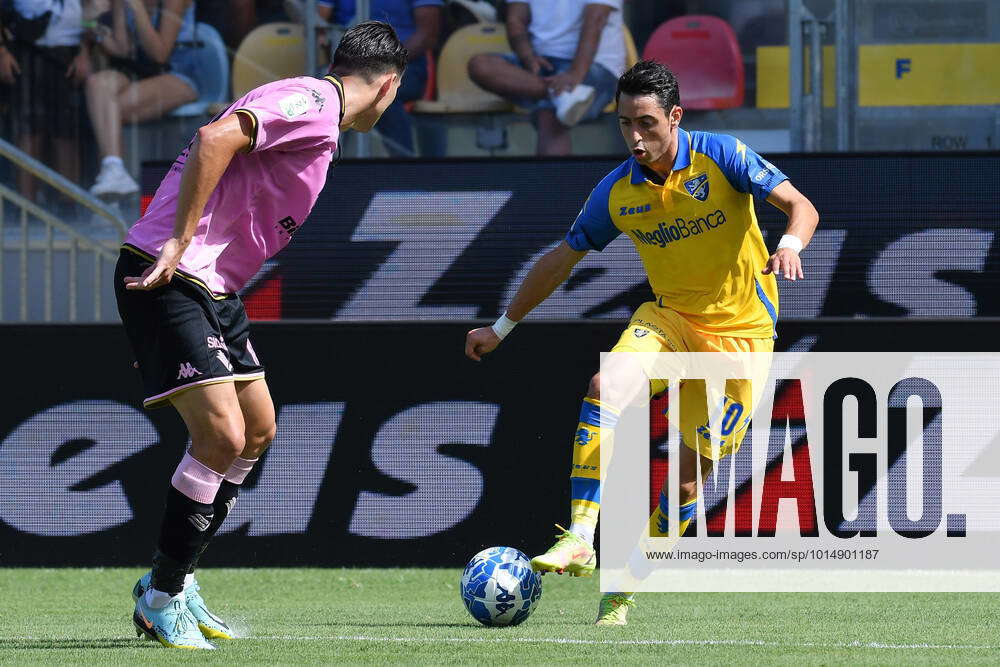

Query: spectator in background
(318, 0), (443, 156)
(84, 0), (198, 197)
(0, 0), (94, 205)
(214, 0), (288, 49)
(468, 0), (624, 156)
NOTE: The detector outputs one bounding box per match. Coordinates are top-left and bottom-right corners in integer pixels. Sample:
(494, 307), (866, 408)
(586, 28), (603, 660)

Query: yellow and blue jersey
(566, 129), (787, 339)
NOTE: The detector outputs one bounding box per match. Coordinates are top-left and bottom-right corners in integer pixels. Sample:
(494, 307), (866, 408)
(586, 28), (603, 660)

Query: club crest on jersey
(684, 173), (709, 201)
(633, 328), (648, 338)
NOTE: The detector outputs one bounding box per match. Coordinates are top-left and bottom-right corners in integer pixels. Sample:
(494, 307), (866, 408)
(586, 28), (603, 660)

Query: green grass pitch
(1, 568), (998, 664)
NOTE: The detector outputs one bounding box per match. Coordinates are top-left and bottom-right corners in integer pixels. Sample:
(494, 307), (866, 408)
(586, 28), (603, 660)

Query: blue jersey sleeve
(565, 170), (623, 252)
(693, 132), (788, 201)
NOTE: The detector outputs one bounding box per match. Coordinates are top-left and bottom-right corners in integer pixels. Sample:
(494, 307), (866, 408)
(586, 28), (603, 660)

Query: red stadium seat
(642, 15), (745, 110)
(405, 51), (437, 113)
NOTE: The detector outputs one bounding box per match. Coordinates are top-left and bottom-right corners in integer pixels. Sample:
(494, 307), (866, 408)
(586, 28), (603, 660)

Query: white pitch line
(253, 635), (1000, 651)
(5, 636), (996, 651)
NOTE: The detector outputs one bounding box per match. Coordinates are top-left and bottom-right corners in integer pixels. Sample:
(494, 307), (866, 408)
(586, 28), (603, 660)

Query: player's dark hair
(616, 60), (681, 111)
(330, 21), (407, 80)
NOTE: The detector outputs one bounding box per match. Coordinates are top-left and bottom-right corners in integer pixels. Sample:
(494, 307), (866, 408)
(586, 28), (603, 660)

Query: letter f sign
(895, 58), (911, 79)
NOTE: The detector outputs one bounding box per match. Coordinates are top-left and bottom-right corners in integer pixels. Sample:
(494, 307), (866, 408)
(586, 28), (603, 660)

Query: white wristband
(491, 313), (518, 340)
(776, 234), (803, 253)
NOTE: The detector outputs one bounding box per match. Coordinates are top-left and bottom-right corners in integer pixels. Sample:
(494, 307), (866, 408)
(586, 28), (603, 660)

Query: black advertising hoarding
(2, 320), (997, 567)
(140, 152), (1000, 321)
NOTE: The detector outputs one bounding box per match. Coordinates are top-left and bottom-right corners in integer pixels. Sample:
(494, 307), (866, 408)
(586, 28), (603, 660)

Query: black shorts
(114, 246), (266, 409)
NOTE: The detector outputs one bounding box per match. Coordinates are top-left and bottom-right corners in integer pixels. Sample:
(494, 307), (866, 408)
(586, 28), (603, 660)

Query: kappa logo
(684, 173), (709, 201)
(177, 362), (202, 379)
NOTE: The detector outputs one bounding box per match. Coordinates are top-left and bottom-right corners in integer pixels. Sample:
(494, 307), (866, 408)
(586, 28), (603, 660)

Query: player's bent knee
(246, 420), (276, 455)
(678, 480), (698, 505)
(587, 373), (601, 400)
(207, 427), (246, 460)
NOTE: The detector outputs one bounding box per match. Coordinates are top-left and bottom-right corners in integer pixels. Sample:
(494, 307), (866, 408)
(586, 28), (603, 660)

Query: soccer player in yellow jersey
(465, 60), (820, 626)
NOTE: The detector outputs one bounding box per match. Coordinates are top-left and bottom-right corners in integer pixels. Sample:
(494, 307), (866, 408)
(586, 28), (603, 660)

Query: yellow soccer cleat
(529, 524), (596, 577)
(595, 593), (635, 626)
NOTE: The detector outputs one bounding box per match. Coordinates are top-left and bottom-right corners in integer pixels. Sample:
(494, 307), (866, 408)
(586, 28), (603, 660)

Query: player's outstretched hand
(762, 248), (804, 281)
(465, 327), (501, 362)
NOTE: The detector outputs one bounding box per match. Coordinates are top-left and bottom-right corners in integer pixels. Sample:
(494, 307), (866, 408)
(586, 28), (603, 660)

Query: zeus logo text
(631, 210), (727, 248)
(619, 203), (652, 216)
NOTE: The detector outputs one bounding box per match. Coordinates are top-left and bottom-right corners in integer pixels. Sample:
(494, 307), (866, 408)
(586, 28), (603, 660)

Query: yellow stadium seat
(232, 22), (307, 98)
(412, 23), (514, 113)
(602, 25), (639, 113)
(756, 43), (1000, 108)
(756, 45), (835, 108)
(857, 43), (1000, 106)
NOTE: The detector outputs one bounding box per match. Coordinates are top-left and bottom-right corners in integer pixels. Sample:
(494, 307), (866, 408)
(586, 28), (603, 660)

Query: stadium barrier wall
(2, 320), (995, 567)
(142, 153), (1000, 322)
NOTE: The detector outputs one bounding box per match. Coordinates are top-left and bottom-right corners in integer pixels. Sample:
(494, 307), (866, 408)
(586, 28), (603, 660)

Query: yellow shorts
(611, 302), (774, 460)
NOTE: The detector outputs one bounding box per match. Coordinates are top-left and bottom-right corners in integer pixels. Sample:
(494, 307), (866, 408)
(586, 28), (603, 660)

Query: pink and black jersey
(125, 75), (346, 294)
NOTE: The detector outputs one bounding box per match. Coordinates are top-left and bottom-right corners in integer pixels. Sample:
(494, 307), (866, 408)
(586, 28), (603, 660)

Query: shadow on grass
(0, 638), (154, 650)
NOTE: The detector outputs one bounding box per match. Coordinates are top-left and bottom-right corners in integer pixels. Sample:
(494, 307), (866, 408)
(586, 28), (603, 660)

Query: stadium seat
(602, 25), (640, 113)
(172, 23), (231, 117)
(411, 23), (513, 114)
(756, 43), (999, 109)
(756, 45), (835, 109)
(232, 22), (307, 99)
(642, 15), (745, 109)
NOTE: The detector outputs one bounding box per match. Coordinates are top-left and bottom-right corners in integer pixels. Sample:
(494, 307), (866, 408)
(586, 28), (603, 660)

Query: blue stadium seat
(172, 23), (231, 117)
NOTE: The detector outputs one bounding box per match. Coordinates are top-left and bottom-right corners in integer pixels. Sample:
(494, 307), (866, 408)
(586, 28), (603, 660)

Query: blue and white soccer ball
(460, 546), (543, 627)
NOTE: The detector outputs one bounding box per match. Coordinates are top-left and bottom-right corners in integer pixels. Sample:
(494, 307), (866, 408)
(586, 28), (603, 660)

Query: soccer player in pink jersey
(114, 22), (406, 649)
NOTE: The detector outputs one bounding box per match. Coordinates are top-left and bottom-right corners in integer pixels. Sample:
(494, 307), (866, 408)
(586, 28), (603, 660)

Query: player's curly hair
(331, 21), (408, 80)
(616, 60), (681, 110)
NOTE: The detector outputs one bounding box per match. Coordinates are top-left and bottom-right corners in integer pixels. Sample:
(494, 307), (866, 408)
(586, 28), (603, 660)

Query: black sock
(151, 486), (215, 595)
(189, 480), (241, 573)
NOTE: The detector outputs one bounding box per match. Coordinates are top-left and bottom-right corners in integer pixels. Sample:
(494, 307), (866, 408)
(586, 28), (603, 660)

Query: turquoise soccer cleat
(133, 572), (235, 640)
(184, 580), (236, 640)
(133, 592), (215, 649)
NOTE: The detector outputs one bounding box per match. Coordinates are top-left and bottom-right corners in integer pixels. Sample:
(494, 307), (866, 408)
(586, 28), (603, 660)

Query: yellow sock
(568, 397), (619, 540)
(613, 496), (698, 593)
(649, 493), (698, 538)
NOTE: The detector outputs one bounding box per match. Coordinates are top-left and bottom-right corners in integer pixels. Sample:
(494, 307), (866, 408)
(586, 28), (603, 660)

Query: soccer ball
(460, 546), (542, 627)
